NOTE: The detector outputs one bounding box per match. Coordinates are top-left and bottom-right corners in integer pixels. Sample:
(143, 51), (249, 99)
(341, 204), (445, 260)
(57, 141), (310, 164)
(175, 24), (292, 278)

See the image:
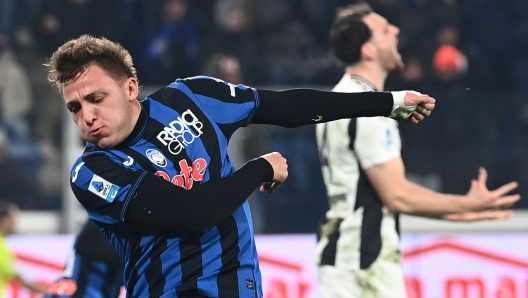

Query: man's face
(63, 64), (139, 148)
(363, 13), (404, 71)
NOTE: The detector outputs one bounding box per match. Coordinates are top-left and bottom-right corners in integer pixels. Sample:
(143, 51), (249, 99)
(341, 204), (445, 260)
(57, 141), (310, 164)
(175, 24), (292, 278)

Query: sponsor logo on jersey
(146, 149), (167, 167)
(71, 162), (85, 183)
(156, 109), (204, 155)
(246, 279), (254, 290)
(88, 174), (120, 202)
(155, 158), (207, 190)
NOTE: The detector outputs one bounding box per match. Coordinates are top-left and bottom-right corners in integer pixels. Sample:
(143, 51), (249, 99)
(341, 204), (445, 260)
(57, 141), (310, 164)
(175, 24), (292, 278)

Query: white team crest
(146, 149), (168, 167)
(88, 174), (120, 202)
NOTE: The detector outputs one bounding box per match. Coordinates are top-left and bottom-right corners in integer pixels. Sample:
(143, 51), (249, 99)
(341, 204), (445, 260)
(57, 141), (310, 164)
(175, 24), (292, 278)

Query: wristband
(390, 91), (418, 120)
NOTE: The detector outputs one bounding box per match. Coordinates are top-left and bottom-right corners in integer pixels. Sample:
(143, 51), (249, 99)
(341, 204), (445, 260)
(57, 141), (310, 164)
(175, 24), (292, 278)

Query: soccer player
(0, 201), (47, 296)
(44, 219), (123, 298)
(315, 3), (521, 298)
(46, 34), (434, 297)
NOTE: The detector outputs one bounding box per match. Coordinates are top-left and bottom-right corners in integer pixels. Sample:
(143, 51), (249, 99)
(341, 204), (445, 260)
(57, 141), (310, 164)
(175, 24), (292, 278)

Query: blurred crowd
(0, 0), (527, 231)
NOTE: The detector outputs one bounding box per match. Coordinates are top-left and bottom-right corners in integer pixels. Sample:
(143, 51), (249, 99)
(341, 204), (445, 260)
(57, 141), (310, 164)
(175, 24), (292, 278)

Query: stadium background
(0, 0), (527, 297)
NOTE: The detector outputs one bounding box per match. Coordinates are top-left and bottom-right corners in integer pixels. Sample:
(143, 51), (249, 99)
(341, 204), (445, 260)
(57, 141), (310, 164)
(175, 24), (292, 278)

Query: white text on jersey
(157, 109), (204, 155)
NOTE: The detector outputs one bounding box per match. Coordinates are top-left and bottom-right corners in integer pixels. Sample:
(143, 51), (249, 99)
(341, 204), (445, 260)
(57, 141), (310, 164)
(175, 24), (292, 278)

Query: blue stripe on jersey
(85, 260), (107, 296)
(253, 257), (263, 298)
(86, 209), (118, 225)
(196, 227), (223, 297)
(194, 94), (255, 124)
(71, 253), (83, 280)
(234, 202), (262, 297)
(133, 234), (157, 295)
(215, 125), (234, 178)
(242, 201), (255, 236)
(161, 237), (183, 294)
(106, 229), (127, 259)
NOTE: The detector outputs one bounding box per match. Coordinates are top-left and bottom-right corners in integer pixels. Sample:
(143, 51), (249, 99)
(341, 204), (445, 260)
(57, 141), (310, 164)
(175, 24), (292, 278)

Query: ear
(126, 77), (140, 102)
(361, 42), (376, 61)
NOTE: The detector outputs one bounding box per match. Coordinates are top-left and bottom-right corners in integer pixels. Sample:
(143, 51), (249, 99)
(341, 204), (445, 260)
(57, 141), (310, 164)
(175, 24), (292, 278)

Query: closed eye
(91, 96), (104, 103)
(67, 102), (80, 113)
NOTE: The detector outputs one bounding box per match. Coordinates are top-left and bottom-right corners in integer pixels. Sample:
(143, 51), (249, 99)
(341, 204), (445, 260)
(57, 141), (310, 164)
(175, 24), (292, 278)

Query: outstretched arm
(251, 88), (434, 127)
(366, 158), (520, 218)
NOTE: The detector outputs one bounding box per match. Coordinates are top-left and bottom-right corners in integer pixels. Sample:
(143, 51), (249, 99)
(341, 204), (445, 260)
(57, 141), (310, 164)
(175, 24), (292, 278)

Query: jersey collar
(115, 102), (149, 148)
(346, 75), (378, 91)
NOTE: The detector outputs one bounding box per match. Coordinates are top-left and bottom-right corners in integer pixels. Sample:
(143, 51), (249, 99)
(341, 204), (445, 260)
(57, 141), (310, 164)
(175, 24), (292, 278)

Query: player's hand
(443, 209), (514, 222)
(405, 92), (435, 124)
(260, 152), (288, 194)
(402, 91), (436, 109)
(390, 91), (435, 123)
(466, 167), (520, 211)
(407, 102), (435, 124)
(45, 279), (78, 295)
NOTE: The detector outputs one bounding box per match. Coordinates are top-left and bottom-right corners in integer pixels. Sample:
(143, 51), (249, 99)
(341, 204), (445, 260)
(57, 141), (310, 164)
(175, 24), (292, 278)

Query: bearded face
(363, 13), (404, 72)
(378, 44), (404, 72)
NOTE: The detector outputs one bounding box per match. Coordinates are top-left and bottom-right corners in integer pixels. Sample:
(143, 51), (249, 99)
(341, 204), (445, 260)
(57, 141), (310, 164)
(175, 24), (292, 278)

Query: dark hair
(330, 2), (373, 66)
(0, 201), (17, 221)
(46, 34), (138, 89)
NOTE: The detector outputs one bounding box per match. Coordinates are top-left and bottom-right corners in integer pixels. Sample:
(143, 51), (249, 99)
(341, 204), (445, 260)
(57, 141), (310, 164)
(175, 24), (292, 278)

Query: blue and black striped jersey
(70, 76), (264, 297)
(43, 252), (124, 298)
(68, 74), (397, 297)
(44, 220), (124, 298)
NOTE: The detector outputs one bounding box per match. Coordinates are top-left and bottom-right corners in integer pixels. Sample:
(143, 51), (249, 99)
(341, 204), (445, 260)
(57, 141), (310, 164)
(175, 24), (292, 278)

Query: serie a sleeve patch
(88, 174), (120, 202)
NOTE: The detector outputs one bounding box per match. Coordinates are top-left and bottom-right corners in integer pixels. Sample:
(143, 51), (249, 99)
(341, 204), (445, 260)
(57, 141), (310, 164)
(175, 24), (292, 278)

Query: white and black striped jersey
(316, 74), (402, 271)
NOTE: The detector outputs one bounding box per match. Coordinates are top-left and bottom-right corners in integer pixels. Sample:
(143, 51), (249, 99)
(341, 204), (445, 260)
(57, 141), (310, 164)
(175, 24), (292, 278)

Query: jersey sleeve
(175, 76), (259, 126)
(70, 152), (146, 225)
(251, 88), (393, 127)
(354, 117), (401, 170)
(71, 149), (274, 234)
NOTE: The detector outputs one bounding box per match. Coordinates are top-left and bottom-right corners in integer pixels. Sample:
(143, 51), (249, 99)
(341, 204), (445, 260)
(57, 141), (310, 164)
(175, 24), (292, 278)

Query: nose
(392, 25), (400, 36)
(83, 106), (97, 126)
